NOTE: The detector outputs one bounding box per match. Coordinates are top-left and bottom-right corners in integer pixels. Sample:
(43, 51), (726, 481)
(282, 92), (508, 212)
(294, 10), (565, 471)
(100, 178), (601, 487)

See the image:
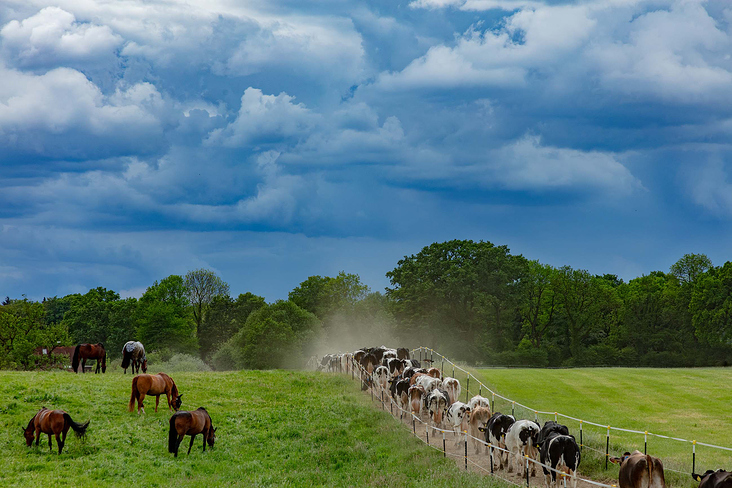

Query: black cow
(537, 421), (570, 452)
(478, 412), (515, 470)
(402, 367), (426, 380)
(386, 358), (405, 376)
(540, 433), (580, 488)
(693, 470), (732, 488)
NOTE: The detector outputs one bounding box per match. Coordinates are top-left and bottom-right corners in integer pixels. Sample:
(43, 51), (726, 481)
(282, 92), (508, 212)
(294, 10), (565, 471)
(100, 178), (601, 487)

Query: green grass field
(0, 366), (506, 488)
(461, 367), (732, 486)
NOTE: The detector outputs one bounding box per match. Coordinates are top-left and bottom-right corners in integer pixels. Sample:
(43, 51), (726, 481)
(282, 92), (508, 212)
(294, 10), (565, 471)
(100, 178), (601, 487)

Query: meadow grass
(453, 366), (732, 487)
(0, 366), (508, 488)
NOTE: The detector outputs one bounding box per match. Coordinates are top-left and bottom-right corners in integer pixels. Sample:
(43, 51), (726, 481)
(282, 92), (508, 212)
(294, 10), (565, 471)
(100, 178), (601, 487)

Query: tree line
(2, 241), (731, 369)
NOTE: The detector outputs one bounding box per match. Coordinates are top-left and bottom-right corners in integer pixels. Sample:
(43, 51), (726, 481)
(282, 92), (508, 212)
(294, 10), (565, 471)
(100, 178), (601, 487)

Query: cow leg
(187, 435), (195, 455)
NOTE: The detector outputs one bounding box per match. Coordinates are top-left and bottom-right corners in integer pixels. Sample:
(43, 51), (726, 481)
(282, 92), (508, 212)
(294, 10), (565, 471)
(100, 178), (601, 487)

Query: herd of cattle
(317, 346), (731, 488)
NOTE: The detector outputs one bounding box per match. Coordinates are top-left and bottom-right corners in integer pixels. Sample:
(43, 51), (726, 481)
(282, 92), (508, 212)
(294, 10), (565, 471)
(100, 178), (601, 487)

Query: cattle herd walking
(21, 341), (215, 458)
(317, 346), (730, 488)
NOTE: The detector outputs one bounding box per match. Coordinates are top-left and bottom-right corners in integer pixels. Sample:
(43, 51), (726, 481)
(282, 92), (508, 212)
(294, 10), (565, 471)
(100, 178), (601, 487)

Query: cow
(404, 359), (421, 369)
(409, 372), (428, 386)
(541, 433), (581, 488)
(693, 470), (732, 488)
(468, 406), (492, 454)
(427, 367), (442, 379)
(426, 388), (450, 427)
(467, 395), (491, 412)
(396, 347), (410, 360)
(374, 366), (389, 390)
(353, 350), (366, 364)
(479, 412), (515, 470)
(386, 358), (405, 378)
(403, 367), (426, 380)
(416, 375), (442, 397)
(505, 419), (541, 476)
(408, 385), (425, 416)
(536, 421), (570, 454)
(395, 379), (411, 412)
(445, 402), (471, 446)
(360, 353), (378, 375)
(441, 377), (461, 404)
(610, 451), (664, 488)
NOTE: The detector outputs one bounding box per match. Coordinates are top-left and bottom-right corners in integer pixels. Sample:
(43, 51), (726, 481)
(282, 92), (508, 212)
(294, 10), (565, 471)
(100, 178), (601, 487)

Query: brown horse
(23, 407), (89, 454)
(168, 407), (216, 457)
(72, 343), (106, 373)
(128, 373), (182, 414)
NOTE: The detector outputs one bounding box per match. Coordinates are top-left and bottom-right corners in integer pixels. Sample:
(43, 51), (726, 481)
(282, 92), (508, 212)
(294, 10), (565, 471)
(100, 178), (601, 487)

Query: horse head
(142, 359), (148, 373)
(207, 426), (217, 448)
(23, 426), (34, 446)
(173, 393), (183, 411)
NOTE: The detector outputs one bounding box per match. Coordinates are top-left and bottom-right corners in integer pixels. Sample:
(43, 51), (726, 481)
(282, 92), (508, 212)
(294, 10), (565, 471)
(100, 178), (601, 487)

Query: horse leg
(56, 433), (63, 454)
(202, 428), (207, 452)
(35, 427), (41, 446)
(139, 392), (145, 414)
(48, 434), (53, 452)
(155, 395), (160, 413)
(187, 434), (195, 455)
(61, 429), (68, 454)
(81, 358), (86, 373)
(175, 434), (185, 457)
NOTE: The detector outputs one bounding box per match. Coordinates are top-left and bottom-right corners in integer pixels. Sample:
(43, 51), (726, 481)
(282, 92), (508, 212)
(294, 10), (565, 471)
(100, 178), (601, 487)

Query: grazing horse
(23, 407), (89, 454)
(72, 343), (106, 374)
(128, 373), (182, 414)
(121, 341), (147, 374)
(168, 407), (216, 457)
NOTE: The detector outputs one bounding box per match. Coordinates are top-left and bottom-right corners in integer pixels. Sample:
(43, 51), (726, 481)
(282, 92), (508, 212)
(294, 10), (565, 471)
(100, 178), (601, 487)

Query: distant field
(0, 367), (507, 488)
(460, 367), (732, 485)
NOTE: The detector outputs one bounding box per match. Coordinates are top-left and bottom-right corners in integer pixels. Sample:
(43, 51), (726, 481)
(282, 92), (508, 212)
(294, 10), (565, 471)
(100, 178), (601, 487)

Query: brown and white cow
(408, 385), (425, 416)
(468, 406), (492, 454)
(610, 451), (665, 488)
(427, 367), (442, 379)
(441, 377), (461, 404)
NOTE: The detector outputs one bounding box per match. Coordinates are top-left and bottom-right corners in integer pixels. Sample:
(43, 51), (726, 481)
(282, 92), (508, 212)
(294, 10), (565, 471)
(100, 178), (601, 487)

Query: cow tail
(128, 376), (139, 412)
(63, 413), (89, 438)
(646, 455), (653, 488)
(71, 345), (80, 373)
(168, 415), (178, 453)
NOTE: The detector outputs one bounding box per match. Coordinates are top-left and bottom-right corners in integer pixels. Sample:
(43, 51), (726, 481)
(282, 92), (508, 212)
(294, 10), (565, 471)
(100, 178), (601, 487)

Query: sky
(1, 0), (732, 301)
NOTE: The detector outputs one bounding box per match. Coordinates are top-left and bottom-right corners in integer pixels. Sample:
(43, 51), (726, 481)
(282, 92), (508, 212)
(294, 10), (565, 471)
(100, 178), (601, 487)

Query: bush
(152, 353), (211, 372)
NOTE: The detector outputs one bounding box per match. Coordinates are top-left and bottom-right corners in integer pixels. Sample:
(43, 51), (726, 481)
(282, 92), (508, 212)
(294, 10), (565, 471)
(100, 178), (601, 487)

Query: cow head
(609, 452), (633, 465)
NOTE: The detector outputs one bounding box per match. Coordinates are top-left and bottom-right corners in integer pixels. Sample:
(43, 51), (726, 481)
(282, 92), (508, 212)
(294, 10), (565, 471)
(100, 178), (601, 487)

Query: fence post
(605, 426), (610, 470)
(442, 357), (444, 378)
(431, 349), (434, 364)
(443, 431), (446, 457)
(453, 365), (455, 378)
(535, 411), (538, 423)
(512, 401), (515, 417)
(426, 424), (429, 445)
(692, 440), (696, 474)
(466, 376), (470, 403)
(413, 417), (416, 435)
(555, 412), (558, 422)
(579, 420), (583, 452)
(492, 392), (495, 413)
(480, 385), (482, 396)
(465, 431), (468, 471)
(644, 431), (648, 454)
(526, 456), (530, 487)
(490, 444), (494, 474)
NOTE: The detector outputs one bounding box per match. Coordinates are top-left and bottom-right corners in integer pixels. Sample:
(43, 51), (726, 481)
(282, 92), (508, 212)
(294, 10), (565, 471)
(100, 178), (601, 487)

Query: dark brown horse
(128, 373), (182, 414)
(168, 407), (216, 457)
(23, 407), (89, 454)
(72, 343), (106, 373)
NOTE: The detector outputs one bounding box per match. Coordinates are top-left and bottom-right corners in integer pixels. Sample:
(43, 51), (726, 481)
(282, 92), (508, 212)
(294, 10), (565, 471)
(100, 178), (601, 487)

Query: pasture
(466, 367), (732, 485)
(0, 367), (507, 488)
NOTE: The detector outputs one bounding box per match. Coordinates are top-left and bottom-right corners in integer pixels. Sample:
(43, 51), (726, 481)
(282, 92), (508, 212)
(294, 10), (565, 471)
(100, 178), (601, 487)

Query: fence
(411, 346), (732, 477)
(346, 354), (617, 488)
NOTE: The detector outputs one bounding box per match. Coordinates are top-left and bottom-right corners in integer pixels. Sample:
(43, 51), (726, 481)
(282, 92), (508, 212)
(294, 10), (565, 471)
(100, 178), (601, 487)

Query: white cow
(417, 375), (443, 396)
(467, 395), (491, 412)
(441, 377), (461, 404)
(505, 419), (541, 476)
(446, 401), (471, 446)
(374, 366), (389, 390)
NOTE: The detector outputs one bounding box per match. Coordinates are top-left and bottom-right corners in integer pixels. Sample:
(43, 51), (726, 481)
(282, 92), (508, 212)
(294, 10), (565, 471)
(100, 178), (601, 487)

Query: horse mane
(71, 345), (81, 372)
(24, 412), (37, 431)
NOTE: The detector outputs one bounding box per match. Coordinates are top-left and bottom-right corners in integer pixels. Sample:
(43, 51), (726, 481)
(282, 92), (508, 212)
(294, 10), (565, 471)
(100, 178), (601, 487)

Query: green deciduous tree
(670, 253), (713, 285)
(184, 269), (230, 336)
(690, 262), (732, 347)
(198, 292), (266, 361)
(138, 275), (197, 353)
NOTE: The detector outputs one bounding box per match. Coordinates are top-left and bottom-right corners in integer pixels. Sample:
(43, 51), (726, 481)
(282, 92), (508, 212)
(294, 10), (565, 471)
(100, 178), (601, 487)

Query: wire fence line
(410, 346), (732, 475)
(347, 356), (618, 488)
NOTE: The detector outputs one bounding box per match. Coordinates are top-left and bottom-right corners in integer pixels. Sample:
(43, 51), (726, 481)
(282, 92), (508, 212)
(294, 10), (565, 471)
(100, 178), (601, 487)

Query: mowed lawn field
(0, 367), (507, 488)
(466, 367), (732, 484)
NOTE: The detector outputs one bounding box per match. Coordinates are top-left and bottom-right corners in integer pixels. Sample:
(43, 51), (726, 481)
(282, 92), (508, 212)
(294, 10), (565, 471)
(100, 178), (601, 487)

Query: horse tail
(168, 414), (179, 453)
(72, 345), (80, 373)
(63, 413), (89, 438)
(129, 376), (139, 412)
(121, 347), (131, 369)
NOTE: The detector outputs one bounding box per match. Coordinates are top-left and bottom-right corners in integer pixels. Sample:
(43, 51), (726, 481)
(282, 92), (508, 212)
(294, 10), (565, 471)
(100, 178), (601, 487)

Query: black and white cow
(446, 401), (471, 446)
(541, 433), (581, 488)
(505, 419), (541, 476)
(386, 358), (405, 377)
(467, 395), (491, 412)
(693, 470), (732, 488)
(402, 367), (426, 380)
(537, 421), (570, 453)
(479, 412), (515, 470)
(426, 388), (451, 427)
(374, 365), (389, 390)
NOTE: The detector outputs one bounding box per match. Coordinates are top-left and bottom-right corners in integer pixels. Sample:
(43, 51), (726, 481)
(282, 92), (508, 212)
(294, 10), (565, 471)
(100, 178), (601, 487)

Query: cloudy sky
(1, 0), (731, 301)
